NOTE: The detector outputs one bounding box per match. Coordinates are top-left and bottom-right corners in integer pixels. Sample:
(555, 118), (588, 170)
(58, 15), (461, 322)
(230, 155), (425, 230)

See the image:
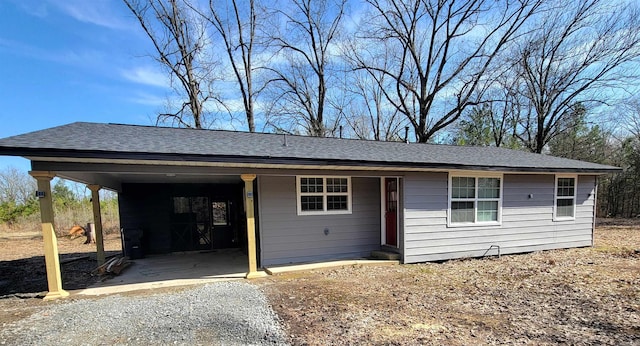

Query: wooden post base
(43, 289), (70, 301)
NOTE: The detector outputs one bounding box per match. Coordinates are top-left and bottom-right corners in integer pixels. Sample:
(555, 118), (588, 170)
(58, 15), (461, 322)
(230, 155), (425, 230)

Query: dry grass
(0, 232), (123, 262)
(0, 221), (638, 344)
(259, 223), (640, 345)
(0, 203), (120, 237)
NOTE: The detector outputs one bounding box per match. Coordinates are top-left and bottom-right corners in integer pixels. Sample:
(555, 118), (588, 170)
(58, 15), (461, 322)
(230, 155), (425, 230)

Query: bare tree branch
(124, 0), (218, 128)
(504, 0), (640, 153)
(348, 0), (543, 142)
(262, 0), (346, 137)
(188, 0), (263, 132)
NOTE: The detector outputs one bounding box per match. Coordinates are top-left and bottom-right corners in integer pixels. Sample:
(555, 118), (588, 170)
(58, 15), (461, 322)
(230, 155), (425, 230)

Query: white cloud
(0, 37), (104, 66)
(12, 0), (131, 30)
(50, 0), (131, 30)
(126, 92), (168, 107)
(10, 0), (49, 18)
(53, 49), (105, 66)
(121, 66), (170, 88)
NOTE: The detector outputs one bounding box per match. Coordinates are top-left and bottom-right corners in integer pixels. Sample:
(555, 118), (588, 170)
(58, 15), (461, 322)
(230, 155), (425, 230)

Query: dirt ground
(259, 221), (640, 345)
(0, 221), (638, 345)
(0, 231), (122, 298)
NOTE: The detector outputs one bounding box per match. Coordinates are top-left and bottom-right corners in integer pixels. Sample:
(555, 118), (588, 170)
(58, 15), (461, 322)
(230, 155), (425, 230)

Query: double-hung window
(554, 176), (576, 220)
(449, 174), (502, 225)
(297, 176), (351, 215)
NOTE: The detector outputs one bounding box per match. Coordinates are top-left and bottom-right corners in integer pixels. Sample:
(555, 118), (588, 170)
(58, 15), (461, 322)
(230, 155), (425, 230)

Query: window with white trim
(555, 176), (576, 220)
(449, 175), (502, 225)
(298, 176), (351, 215)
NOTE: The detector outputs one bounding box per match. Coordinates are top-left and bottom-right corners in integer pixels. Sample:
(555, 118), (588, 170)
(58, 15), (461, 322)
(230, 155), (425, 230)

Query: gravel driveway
(0, 282), (288, 345)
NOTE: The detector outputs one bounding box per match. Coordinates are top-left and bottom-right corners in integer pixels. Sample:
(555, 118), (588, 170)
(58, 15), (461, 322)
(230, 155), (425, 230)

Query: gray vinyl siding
(404, 173), (596, 263)
(258, 176), (381, 266)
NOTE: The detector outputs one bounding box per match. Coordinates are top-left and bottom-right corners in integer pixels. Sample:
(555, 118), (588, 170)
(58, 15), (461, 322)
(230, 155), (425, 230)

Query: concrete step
(370, 250), (401, 260)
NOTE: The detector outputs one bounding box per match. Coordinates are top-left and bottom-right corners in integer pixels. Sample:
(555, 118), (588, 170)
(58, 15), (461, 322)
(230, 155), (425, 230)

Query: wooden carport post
(87, 185), (105, 265)
(29, 171), (69, 300)
(241, 174), (260, 278)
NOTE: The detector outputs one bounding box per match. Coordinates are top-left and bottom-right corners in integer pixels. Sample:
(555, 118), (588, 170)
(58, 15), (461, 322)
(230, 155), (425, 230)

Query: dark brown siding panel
(118, 183), (245, 254)
(118, 184), (172, 254)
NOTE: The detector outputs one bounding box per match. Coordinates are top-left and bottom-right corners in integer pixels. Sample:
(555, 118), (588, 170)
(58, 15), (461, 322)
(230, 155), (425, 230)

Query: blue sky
(0, 0), (634, 175)
(0, 0), (171, 172)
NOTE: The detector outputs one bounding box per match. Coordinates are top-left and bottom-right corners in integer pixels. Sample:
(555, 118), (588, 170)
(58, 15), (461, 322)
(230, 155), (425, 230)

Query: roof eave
(0, 147), (621, 174)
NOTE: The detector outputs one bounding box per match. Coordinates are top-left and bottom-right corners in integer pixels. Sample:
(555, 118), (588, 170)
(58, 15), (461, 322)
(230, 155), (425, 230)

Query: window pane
(327, 195), (348, 210)
(556, 198), (574, 217)
(327, 178), (348, 193)
(192, 197), (208, 223)
(212, 201), (228, 225)
(301, 196), (323, 211)
(173, 197), (190, 214)
(452, 177), (475, 199)
(478, 178), (500, 199)
(451, 201), (474, 223)
(557, 178), (575, 197)
(301, 177), (323, 193)
(477, 201), (498, 222)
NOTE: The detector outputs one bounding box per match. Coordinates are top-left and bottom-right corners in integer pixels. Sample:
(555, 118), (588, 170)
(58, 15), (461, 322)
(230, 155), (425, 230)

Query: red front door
(385, 178), (398, 247)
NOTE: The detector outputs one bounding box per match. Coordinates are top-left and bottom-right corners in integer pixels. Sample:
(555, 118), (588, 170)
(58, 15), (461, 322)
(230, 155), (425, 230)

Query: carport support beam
(241, 174), (260, 278)
(29, 171), (69, 300)
(87, 185), (105, 265)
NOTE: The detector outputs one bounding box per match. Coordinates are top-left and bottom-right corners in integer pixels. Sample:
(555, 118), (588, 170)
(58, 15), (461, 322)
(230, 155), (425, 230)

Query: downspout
(483, 245), (501, 258)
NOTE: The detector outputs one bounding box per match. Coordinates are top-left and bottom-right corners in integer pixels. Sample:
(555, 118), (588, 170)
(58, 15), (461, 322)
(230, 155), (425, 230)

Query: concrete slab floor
(76, 249), (260, 296)
(74, 251), (398, 297)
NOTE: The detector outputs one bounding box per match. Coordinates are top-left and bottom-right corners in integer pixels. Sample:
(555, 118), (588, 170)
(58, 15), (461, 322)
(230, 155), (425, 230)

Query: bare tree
(124, 0), (216, 128)
(615, 97), (640, 139)
(507, 0), (640, 153)
(190, 0), (263, 132)
(0, 167), (36, 206)
(349, 0), (542, 143)
(343, 67), (405, 141)
(547, 104), (610, 163)
(454, 72), (524, 148)
(263, 0), (346, 137)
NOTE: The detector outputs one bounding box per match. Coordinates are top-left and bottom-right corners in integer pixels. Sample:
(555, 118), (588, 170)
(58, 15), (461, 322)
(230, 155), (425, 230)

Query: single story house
(0, 122), (618, 299)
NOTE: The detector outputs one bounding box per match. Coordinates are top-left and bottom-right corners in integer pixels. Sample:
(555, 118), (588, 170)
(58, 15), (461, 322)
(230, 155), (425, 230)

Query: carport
(28, 164), (260, 300)
(78, 249), (251, 295)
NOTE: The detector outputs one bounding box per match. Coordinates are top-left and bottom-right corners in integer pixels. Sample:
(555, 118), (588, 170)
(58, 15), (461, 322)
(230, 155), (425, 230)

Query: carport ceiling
(56, 171), (243, 191)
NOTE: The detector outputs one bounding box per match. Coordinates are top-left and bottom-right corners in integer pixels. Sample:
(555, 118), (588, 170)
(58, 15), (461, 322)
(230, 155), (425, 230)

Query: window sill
(297, 210), (352, 216)
(447, 221), (502, 228)
(553, 217), (576, 222)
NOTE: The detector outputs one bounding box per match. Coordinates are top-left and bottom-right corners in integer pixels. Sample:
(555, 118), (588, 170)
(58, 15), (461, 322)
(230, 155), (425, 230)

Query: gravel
(0, 282), (288, 346)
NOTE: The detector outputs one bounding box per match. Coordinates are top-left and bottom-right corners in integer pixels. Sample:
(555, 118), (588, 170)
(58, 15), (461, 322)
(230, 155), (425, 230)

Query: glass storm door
(211, 200), (236, 249)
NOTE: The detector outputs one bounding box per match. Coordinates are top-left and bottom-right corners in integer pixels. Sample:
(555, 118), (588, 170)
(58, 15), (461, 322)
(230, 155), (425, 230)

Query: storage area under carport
(118, 182), (249, 256)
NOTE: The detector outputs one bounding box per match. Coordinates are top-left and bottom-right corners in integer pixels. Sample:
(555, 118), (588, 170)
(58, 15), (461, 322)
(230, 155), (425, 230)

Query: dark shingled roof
(0, 122), (619, 173)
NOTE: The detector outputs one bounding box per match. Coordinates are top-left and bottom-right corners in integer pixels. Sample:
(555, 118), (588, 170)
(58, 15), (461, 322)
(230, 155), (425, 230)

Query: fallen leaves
(260, 224), (640, 345)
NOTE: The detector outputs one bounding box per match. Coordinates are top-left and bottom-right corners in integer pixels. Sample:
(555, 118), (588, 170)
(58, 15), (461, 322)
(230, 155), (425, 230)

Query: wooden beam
(87, 185), (105, 265)
(29, 171), (69, 300)
(241, 174), (259, 278)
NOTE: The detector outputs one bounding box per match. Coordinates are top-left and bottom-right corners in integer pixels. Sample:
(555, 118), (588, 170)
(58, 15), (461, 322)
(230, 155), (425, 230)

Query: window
(212, 201), (229, 226)
(555, 176), (576, 220)
(449, 174), (502, 225)
(298, 176), (351, 215)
